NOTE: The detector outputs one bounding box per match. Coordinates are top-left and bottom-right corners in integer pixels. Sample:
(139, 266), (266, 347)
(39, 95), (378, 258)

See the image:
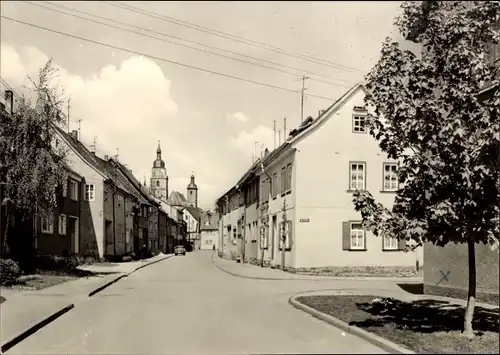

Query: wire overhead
(104, 1), (366, 74)
(23, 1), (352, 89)
(1, 16), (346, 102)
(34, 1), (357, 87)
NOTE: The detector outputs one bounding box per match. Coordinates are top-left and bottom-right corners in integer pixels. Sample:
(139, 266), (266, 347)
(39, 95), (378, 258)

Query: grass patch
(6, 274), (76, 291)
(297, 295), (499, 354)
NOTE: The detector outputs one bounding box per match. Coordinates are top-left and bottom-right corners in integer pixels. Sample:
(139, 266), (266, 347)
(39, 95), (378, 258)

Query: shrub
(0, 259), (21, 286)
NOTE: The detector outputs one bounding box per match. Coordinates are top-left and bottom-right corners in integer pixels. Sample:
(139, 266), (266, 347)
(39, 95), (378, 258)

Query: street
(7, 252), (387, 354)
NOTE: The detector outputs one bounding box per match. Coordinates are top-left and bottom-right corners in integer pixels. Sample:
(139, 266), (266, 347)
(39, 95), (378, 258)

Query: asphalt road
(7, 252), (388, 354)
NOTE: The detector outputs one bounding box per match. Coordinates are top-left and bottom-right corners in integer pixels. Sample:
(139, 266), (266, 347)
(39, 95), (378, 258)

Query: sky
(0, 1), (406, 210)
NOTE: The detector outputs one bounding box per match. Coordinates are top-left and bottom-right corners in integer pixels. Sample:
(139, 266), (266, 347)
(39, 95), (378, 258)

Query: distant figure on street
(213, 244), (215, 251)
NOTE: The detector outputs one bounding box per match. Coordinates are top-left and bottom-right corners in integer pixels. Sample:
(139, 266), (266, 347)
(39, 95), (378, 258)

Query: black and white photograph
(0, 1), (499, 354)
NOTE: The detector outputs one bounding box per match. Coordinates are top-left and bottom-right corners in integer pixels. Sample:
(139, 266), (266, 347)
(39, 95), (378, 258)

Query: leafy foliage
(353, 1), (500, 251)
(0, 59), (68, 220)
(0, 258), (21, 286)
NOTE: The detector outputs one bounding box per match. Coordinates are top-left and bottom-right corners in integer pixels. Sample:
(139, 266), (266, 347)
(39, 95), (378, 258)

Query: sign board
(299, 218), (310, 223)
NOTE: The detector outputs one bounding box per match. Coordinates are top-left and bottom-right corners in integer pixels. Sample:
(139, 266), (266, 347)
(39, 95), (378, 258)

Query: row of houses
(0, 94), (191, 260)
(215, 30), (500, 301)
(215, 82), (421, 273)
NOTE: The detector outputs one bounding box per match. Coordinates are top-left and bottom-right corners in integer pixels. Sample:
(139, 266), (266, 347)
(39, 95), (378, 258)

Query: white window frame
(383, 235), (398, 250)
(59, 214), (67, 235)
(62, 179), (68, 197)
(350, 222), (365, 250)
(41, 213), (54, 234)
(353, 114), (366, 133)
(85, 184), (95, 201)
(350, 162), (366, 191)
(383, 163), (398, 191)
(69, 180), (78, 201)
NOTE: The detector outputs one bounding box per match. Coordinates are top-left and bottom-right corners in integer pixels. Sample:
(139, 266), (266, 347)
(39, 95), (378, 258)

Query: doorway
(68, 216), (79, 254)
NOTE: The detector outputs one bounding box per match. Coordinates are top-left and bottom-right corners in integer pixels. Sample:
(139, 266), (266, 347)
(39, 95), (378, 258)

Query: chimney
(264, 148), (269, 156)
(70, 130), (78, 141)
(5, 90), (13, 114)
(318, 110), (325, 117)
(104, 155), (109, 161)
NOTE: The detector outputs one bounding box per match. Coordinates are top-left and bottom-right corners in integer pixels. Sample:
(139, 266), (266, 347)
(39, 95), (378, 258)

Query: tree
(352, 1), (499, 339)
(0, 60), (68, 267)
(259, 200), (269, 268)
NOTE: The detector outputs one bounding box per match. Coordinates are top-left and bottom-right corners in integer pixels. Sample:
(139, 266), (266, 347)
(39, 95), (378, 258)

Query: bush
(0, 259), (21, 286)
(35, 255), (80, 271)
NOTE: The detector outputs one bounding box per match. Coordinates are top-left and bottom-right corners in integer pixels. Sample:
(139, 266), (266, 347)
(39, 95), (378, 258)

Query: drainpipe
(260, 162), (272, 267)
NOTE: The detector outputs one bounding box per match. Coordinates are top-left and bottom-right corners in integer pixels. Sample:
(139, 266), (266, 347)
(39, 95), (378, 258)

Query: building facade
(217, 83), (422, 274)
(200, 211), (219, 250)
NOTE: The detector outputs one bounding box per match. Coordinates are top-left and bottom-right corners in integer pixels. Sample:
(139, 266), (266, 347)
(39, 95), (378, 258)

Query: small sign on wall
(299, 218), (310, 223)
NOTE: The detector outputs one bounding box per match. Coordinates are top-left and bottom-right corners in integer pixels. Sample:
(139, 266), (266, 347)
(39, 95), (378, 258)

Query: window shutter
(342, 221), (350, 250)
(398, 238), (406, 251)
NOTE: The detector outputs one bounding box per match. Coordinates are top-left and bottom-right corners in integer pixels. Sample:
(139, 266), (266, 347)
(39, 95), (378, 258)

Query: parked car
(174, 245), (186, 256)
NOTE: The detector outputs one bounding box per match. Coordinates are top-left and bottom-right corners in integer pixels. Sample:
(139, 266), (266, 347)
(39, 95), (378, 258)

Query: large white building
(215, 82), (422, 275)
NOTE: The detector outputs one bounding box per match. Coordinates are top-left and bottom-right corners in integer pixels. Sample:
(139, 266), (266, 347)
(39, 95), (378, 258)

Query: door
(271, 215), (277, 260)
(68, 217), (79, 254)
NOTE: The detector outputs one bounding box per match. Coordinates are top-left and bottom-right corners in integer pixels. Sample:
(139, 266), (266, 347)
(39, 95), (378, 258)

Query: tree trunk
(2, 208), (10, 256)
(463, 239), (476, 339)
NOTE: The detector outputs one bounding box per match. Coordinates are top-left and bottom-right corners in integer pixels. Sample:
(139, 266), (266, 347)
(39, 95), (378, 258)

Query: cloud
(226, 111), (249, 123)
(229, 124), (275, 159)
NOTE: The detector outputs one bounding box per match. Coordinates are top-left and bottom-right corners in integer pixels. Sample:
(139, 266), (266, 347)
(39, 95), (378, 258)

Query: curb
(211, 254), (422, 283)
(0, 304), (75, 354)
(88, 254), (174, 297)
(288, 292), (415, 355)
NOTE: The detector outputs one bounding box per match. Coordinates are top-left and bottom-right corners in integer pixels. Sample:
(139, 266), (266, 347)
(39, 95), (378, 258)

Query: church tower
(150, 141), (168, 201)
(187, 173), (198, 208)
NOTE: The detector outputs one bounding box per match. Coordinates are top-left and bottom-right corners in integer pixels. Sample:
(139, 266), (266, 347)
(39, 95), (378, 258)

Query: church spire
(156, 140), (161, 159)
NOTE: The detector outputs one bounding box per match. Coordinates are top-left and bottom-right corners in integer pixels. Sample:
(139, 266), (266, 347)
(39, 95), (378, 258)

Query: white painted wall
(201, 230), (218, 250)
(294, 87), (422, 268)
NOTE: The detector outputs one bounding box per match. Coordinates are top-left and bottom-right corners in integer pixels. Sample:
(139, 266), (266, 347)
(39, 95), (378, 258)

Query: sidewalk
(211, 254), (423, 283)
(0, 253), (173, 353)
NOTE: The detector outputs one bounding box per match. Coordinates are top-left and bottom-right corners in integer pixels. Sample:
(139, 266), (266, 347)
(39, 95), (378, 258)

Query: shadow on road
(351, 298), (499, 334)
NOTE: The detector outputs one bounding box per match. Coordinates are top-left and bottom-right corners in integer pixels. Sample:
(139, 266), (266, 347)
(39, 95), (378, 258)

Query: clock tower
(150, 141), (168, 201)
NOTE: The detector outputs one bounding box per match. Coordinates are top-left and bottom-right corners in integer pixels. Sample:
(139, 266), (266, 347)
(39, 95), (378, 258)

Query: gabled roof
(108, 159), (149, 204)
(94, 156), (136, 197)
(54, 125), (107, 180)
(200, 211), (219, 231)
(287, 82), (366, 145)
(112, 160), (152, 206)
(167, 190), (187, 206)
(184, 205), (203, 222)
(214, 82), (365, 205)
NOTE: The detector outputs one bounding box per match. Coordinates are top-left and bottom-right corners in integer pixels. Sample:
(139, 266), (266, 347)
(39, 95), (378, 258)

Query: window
(117, 195), (123, 207)
(350, 162), (366, 190)
(41, 213), (54, 234)
(58, 214), (67, 235)
(285, 163), (292, 193)
(281, 167), (286, 194)
(350, 222), (365, 250)
(62, 179), (67, 197)
(383, 235), (398, 250)
(69, 180), (78, 200)
(205, 239), (212, 245)
(353, 114), (366, 133)
(272, 173), (278, 198)
(383, 163), (398, 191)
(85, 184), (95, 201)
(156, 180), (160, 187)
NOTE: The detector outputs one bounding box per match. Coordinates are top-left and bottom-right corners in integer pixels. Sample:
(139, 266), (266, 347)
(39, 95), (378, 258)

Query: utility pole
(115, 148), (119, 161)
(67, 98), (70, 133)
(254, 141), (258, 163)
(300, 75), (309, 123)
